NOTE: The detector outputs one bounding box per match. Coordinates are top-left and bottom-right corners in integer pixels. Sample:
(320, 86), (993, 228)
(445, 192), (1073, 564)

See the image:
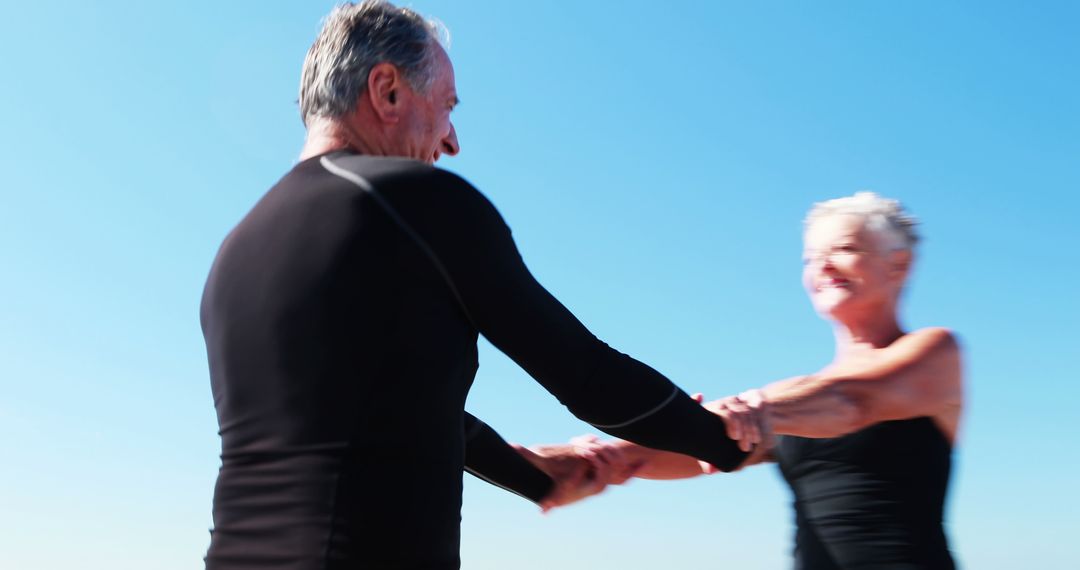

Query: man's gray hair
(804, 191), (920, 251)
(298, 1), (448, 127)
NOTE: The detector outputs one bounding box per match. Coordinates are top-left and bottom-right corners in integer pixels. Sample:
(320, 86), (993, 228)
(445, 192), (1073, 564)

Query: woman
(567, 192), (964, 569)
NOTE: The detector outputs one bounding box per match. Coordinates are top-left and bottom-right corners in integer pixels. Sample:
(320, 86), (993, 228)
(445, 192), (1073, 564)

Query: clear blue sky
(1, 1), (1077, 568)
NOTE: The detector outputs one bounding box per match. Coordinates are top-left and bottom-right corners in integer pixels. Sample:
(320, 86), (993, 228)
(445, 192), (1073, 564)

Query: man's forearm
(464, 417), (554, 503)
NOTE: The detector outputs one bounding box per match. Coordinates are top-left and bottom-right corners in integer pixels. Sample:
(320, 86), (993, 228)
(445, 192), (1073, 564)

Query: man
(201, 2), (752, 569)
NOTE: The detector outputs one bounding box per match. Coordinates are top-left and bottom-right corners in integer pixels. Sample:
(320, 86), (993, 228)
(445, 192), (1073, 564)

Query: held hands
(695, 390), (773, 474)
(511, 438), (642, 513)
(511, 443), (611, 513)
(512, 389), (772, 510)
(569, 434), (643, 486)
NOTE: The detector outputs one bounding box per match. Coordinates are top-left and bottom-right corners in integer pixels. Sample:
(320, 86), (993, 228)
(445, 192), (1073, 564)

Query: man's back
(202, 152), (481, 569)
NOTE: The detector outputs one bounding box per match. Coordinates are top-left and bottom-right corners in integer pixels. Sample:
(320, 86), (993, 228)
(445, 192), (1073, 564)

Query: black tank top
(775, 417), (956, 569)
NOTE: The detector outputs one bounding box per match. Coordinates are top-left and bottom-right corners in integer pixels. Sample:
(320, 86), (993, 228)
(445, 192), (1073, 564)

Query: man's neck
(299, 116), (388, 161)
(299, 118), (352, 161)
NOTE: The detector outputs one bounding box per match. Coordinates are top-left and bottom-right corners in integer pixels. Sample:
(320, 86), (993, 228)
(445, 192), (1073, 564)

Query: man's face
(397, 45), (460, 164)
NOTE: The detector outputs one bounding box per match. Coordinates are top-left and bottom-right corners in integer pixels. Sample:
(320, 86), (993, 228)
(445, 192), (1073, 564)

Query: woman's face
(802, 214), (908, 321)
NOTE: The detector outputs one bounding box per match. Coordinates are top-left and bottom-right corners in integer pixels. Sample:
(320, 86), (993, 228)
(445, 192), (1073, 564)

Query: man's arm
(378, 167), (750, 472)
(562, 434), (776, 482)
(462, 413), (554, 504)
(753, 328), (963, 438)
(463, 414), (614, 511)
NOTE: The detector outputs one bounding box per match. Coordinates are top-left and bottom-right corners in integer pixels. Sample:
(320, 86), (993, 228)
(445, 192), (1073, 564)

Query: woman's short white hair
(804, 191), (920, 252)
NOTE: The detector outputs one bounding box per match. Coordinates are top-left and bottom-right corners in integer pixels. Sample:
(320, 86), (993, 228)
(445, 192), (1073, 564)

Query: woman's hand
(570, 434), (643, 486)
(700, 393), (765, 452)
(696, 391), (773, 472)
(512, 443), (610, 513)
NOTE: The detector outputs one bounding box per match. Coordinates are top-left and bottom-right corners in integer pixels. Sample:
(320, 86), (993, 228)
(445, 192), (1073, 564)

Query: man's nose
(441, 123), (460, 156)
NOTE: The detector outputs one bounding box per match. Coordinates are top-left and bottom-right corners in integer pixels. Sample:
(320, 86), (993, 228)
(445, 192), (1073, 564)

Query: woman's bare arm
(577, 437), (774, 480)
(757, 327), (963, 439)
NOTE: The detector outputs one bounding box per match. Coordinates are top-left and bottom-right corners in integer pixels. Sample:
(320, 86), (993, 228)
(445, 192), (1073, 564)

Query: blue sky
(1, 1), (1077, 568)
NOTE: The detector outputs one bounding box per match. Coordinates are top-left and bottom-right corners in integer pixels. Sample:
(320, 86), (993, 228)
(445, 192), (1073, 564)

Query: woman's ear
(889, 248), (913, 285)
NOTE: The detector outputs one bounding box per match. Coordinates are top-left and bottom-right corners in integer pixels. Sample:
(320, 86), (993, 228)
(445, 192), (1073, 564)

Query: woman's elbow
(823, 385), (870, 437)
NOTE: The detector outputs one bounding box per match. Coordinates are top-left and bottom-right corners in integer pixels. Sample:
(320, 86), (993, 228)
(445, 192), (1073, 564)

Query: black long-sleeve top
(200, 151), (748, 569)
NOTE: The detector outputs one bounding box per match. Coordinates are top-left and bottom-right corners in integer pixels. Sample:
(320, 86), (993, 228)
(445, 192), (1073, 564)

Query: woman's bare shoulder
(900, 327), (962, 356)
(898, 328), (964, 395)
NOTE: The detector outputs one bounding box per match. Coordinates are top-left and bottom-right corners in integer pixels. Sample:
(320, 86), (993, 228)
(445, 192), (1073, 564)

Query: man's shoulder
(319, 153), (473, 193)
(319, 154), (502, 226)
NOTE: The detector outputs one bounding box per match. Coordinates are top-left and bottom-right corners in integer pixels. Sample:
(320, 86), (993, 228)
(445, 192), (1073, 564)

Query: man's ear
(366, 62), (402, 123)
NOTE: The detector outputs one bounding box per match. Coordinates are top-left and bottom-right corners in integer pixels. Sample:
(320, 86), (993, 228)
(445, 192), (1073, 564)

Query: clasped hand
(512, 437), (641, 513)
(513, 389), (771, 510)
(696, 389), (773, 473)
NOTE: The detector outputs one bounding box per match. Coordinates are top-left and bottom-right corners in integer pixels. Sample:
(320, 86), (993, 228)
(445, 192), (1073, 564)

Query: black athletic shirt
(200, 151), (748, 569)
(775, 417), (956, 569)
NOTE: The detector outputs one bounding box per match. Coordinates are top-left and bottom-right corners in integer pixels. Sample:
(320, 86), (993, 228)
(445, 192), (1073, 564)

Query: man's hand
(700, 393), (765, 451)
(695, 391), (773, 473)
(512, 443), (609, 513)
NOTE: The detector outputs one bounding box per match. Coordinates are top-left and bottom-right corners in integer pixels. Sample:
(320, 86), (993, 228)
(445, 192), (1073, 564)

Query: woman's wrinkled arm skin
(755, 327), (963, 441)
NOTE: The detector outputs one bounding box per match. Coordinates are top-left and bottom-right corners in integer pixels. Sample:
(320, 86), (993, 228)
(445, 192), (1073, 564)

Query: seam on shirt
(320, 451), (344, 570)
(587, 385), (680, 429)
(324, 158), (547, 506)
(463, 466), (537, 505)
(322, 156), (680, 432)
(321, 156), (480, 330)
